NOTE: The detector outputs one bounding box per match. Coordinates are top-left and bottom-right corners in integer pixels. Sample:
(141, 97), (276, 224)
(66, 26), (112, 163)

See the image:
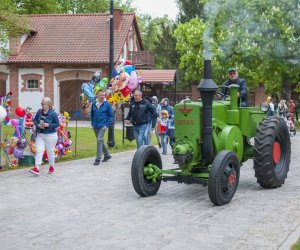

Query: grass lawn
(292, 237), (300, 250)
(0, 124), (142, 172)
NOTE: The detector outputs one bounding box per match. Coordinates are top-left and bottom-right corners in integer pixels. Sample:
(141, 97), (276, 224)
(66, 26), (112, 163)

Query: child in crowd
(157, 110), (169, 155)
(167, 112), (175, 147)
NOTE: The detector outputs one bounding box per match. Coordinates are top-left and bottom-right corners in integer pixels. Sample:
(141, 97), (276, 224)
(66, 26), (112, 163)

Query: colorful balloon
(118, 72), (130, 90)
(123, 65), (135, 75)
(127, 71), (139, 90)
(10, 119), (22, 140)
(0, 105), (7, 123)
(15, 106), (26, 117)
(94, 77), (108, 94)
(81, 82), (95, 102)
(124, 59), (133, 65)
(111, 68), (118, 78)
(119, 86), (131, 97)
(16, 139), (27, 149)
(13, 148), (24, 159)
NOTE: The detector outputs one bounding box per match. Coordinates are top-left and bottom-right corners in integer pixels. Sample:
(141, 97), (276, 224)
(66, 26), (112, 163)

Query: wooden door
(60, 80), (85, 118)
(0, 80), (6, 97)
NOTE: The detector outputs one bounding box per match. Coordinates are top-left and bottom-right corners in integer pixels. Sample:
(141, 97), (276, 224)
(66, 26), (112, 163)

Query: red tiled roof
(139, 70), (177, 84)
(8, 13), (135, 64)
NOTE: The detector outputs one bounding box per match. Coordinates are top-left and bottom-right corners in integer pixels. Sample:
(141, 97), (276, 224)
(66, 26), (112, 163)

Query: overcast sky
(131, 0), (179, 20)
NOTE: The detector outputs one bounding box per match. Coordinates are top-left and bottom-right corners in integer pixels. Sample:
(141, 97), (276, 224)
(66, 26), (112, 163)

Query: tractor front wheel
(208, 150), (240, 206)
(254, 117), (291, 188)
(131, 145), (162, 197)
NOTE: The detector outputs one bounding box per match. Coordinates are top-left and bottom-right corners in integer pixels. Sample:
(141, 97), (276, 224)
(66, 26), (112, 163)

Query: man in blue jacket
(222, 67), (248, 107)
(91, 90), (113, 165)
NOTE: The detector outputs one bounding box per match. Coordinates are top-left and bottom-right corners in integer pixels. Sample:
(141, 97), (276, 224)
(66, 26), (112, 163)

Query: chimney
(197, 60), (218, 162)
(114, 9), (123, 30)
(9, 36), (21, 56)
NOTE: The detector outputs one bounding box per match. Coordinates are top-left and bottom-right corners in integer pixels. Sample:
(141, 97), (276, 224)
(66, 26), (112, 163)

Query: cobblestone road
(0, 134), (299, 250)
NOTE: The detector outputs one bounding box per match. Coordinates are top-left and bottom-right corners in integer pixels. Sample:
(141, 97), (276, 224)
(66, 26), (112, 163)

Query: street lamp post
(107, 0), (115, 148)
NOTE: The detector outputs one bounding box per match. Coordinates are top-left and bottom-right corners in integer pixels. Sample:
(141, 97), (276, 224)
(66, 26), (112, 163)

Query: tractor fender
(218, 125), (244, 161)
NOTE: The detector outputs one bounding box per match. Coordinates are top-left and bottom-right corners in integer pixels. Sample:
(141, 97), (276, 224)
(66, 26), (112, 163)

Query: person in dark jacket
(222, 67), (248, 107)
(125, 90), (156, 149)
(30, 97), (59, 175)
(91, 90), (113, 165)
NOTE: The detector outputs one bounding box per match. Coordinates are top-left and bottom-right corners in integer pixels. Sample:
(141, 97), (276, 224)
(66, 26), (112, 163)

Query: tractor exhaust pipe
(197, 60), (218, 162)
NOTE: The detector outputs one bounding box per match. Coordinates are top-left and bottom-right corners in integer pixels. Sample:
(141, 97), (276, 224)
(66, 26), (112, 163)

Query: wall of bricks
(44, 64), (54, 100)
(253, 84), (266, 105)
(9, 36), (21, 56)
(8, 65), (19, 114)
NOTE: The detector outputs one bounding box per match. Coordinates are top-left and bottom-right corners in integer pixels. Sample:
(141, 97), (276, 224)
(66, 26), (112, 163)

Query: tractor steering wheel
(215, 85), (229, 101)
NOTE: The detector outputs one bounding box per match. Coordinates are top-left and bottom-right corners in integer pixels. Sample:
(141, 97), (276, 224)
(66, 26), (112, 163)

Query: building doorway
(59, 79), (88, 120)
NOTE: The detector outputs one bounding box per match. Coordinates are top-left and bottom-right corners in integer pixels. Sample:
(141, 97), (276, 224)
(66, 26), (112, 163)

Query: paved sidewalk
(0, 136), (300, 249)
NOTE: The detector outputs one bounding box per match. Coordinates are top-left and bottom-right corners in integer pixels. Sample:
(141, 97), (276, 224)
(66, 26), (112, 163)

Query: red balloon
(119, 86), (131, 97)
(15, 106), (26, 117)
(125, 59), (133, 66)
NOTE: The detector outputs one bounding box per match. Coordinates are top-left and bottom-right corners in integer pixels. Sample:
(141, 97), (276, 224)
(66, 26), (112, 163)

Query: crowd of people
(125, 90), (175, 155)
(267, 97), (298, 135)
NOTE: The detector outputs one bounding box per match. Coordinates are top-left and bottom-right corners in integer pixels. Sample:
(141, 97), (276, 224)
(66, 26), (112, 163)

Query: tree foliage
(176, 0), (205, 22)
(0, 0), (29, 56)
(13, 0), (59, 14)
(138, 15), (178, 70)
(174, 0), (300, 94)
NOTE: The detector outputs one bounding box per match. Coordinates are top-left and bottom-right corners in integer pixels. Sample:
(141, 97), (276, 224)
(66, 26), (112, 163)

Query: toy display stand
(0, 97), (3, 167)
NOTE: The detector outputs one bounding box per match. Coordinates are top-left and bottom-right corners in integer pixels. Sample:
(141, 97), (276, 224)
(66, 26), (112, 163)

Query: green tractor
(131, 60), (291, 205)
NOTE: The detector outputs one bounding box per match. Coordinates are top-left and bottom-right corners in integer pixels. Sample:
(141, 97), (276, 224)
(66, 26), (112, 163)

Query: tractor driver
(222, 67), (248, 107)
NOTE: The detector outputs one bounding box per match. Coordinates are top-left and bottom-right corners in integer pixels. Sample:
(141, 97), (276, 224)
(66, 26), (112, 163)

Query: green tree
(0, 0), (28, 56)
(153, 17), (179, 69)
(13, 0), (59, 14)
(176, 0), (205, 23)
(174, 0), (300, 94)
(56, 0), (134, 14)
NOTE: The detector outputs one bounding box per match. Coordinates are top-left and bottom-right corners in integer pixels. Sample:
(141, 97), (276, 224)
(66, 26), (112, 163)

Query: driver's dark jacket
(126, 99), (157, 127)
(222, 78), (248, 106)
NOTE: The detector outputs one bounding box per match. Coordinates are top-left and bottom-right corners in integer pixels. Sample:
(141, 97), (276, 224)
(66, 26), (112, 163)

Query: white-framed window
(26, 79), (39, 89)
(21, 74), (43, 92)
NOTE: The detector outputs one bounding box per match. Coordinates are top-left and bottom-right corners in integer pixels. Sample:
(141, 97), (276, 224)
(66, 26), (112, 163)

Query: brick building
(0, 9), (144, 115)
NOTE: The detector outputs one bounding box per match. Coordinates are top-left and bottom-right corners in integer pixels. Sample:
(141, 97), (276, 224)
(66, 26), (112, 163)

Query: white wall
(19, 68), (44, 112)
(16, 67), (105, 113)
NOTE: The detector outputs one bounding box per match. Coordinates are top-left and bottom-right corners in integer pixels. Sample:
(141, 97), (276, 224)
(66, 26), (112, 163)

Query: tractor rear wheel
(208, 150), (240, 206)
(131, 145), (162, 197)
(253, 117), (291, 188)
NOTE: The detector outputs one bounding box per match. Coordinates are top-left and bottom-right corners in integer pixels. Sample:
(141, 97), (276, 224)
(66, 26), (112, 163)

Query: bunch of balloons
(107, 59), (141, 106)
(0, 105), (30, 168)
(1, 136), (18, 168)
(79, 59), (142, 115)
(55, 112), (72, 160)
(80, 71), (107, 115)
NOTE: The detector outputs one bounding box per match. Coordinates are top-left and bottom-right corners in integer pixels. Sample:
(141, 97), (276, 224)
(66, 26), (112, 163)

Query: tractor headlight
(260, 102), (269, 112)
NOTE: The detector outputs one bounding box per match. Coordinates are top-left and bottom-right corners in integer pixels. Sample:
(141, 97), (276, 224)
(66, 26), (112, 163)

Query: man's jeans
(93, 127), (109, 161)
(134, 123), (149, 149)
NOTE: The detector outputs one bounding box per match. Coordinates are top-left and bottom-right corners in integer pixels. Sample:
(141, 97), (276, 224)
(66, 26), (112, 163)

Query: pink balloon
(10, 119), (18, 126)
(138, 75), (142, 84)
(11, 119), (21, 139)
(127, 71), (138, 90)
